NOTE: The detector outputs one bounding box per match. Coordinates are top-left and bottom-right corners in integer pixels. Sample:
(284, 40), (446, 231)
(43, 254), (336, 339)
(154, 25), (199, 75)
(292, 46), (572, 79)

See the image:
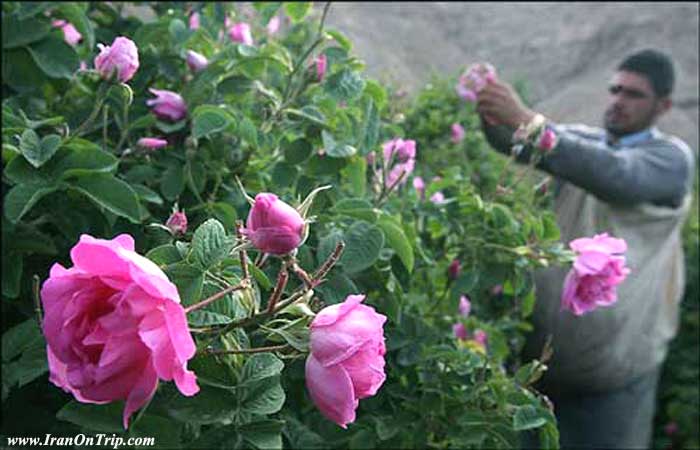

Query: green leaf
(19, 130), (61, 168)
(341, 156), (367, 197)
(70, 173), (142, 223)
(332, 198), (379, 222)
(317, 229), (344, 264)
(284, 139), (313, 165)
(2, 319), (43, 363)
(27, 37), (80, 79)
(146, 244), (182, 266)
(160, 165), (185, 201)
(240, 376), (285, 415)
(341, 221), (385, 273)
(210, 202), (238, 230)
(239, 117), (258, 148)
(253, 2), (283, 25)
(188, 310), (233, 326)
(360, 99), (380, 155)
(284, 2), (313, 23)
(2, 16), (51, 49)
(363, 80), (388, 110)
(132, 184), (163, 205)
(3, 182), (57, 223)
(325, 69), (366, 102)
(541, 213), (560, 241)
(167, 385), (238, 425)
(192, 219), (231, 270)
(169, 18), (190, 46)
(240, 353), (284, 386)
(1, 250), (23, 298)
(377, 215), (414, 273)
(325, 29), (353, 52)
(16, 2), (53, 19)
(241, 419), (284, 450)
(57, 401), (126, 433)
(512, 405), (549, 431)
(322, 130), (357, 158)
(164, 263), (204, 307)
(315, 273), (358, 305)
(284, 106), (327, 128)
(4, 344), (47, 388)
(192, 105), (234, 139)
(248, 263), (272, 291)
(2, 47), (48, 92)
(155, 119), (187, 134)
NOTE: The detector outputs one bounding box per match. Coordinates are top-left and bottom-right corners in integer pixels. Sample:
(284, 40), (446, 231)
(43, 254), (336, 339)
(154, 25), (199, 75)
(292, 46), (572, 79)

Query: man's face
(603, 71), (669, 137)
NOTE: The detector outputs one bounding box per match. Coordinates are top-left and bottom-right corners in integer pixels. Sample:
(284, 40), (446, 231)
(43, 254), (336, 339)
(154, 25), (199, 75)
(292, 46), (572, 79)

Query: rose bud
(413, 176), (425, 199)
(448, 259), (461, 281)
(473, 329), (488, 347)
(459, 295), (471, 317)
(94, 36), (139, 83)
(430, 191), (446, 205)
(229, 22), (254, 45)
(266, 16), (281, 35)
(189, 11), (200, 30)
(146, 88), (187, 122)
(315, 54), (327, 82)
(186, 50), (208, 72)
(41, 234), (199, 429)
(537, 128), (557, 152)
(52, 19), (82, 46)
(166, 209), (188, 236)
(453, 322), (468, 341)
(306, 294), (387, 428)
(137, 137), (168, 150)
(243, 193), (305, 255)
(451, 123), (466, 143)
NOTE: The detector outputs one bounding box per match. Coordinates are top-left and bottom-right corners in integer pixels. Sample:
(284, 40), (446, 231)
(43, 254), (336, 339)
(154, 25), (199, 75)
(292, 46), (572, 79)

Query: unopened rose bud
(453, 322), (468, 341)
(430, 191), (446, 205)
(537, 128), (557, 152)
(94, 36), (139, 83)
(137, 137), (168, 150)
(147, 88), (187, 122)
(186, 50), (208, 72)
(243, 193), (305, 255)
(451, 123), (466, 144)
(458, 295), (471, 317)
(412, 176), (425, 199)
(52, 20), (82, 46)
(229, 22), (253, 45)
(266, 16), (281, 35)
(166, 209), (188, 235)
(448, 259), (461, 281)
(315, 54), (327, 82)
(474, 329), (488, 347)
(189, 11), (200, 30)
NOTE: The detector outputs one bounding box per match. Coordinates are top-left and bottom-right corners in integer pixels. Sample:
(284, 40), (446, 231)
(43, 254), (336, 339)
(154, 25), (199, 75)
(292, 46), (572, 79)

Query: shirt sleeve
(539, 124), (694, 208)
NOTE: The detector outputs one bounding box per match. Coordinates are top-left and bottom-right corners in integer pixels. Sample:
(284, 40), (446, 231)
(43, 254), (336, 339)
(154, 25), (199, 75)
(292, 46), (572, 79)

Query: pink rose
(229, 22), (253, 45)
(41, 234), (199, 429)
(166, 209), (188, 236)
(561, 233), (631, 316)
(266, 16), (281, 35)
(52, 20), (82, 46)
(243, 193), (305, 255)
(146, 89), (187, 122)
(453, 322), (468, 341)
(385, 159), (415, 187)
(456, 63), (497, 103)
(430, 191), (446, 205)
(186, 50), (208, 72)
(189, 12), (200, 30)
(94, 36), (139, 83)
(412, 176), (425, 199)
(137, 137), (168, 150)
(382, 138), (416, 163)
(306, 294), (387, 428)
(448, 259), (461, 281)
(473, 329), (488, 347)
(459, 295), (471, 317)
(537, 128), (557, 152)
(315, 54), (327, 82)
(451, 123), (465, 143)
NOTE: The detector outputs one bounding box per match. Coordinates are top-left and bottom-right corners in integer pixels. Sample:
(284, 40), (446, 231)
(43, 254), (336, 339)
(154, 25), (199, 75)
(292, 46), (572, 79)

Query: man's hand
(476, 78), (536, 128)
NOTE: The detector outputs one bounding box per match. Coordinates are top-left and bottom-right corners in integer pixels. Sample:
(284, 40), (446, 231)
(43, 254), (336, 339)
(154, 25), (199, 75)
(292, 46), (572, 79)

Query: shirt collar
(604, 127), (658, 148)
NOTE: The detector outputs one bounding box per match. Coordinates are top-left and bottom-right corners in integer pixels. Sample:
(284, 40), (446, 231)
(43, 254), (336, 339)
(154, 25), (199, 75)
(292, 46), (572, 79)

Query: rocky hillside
(325, 2), (699, 154)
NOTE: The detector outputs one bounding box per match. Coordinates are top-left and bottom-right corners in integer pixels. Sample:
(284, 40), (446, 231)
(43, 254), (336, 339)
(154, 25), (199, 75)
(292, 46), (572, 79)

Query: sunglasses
(608, 84), (650, 99)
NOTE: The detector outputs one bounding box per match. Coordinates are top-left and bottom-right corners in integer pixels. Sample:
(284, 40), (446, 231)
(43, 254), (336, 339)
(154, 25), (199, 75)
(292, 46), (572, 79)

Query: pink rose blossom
(448, 259), (461, 281)
(41, 234), (199, 429)
(243, 193), (305, 255)
(382, 138), (416, 163)
(561, 233), (630, 316)
(189, 12), (200, 30)
(453, 322), (468, 341)
(146, 89), (187, 122)
(166, 209), (188, 235)
(430, 192), (446, 205)
(186, 50), (208, 72)
(52, 20), (82, 46)
(412, 176), (425, 199)
(537, 128), (557, 152)
(229, 22), (253, 45)
(455, 62), (497, 103)
(451, 123), (465, 143)
(306, 294), (387, 428)
(474, 329), (488, 347)
(267, 16), (281, 35)
(459, 295), (471, 317)
(94, 36), (139, 83)
(79, 61), (88, 71)
(315, 54), (327, 82)
(137, 137), (168, 150)
(385, 159), (415, 187)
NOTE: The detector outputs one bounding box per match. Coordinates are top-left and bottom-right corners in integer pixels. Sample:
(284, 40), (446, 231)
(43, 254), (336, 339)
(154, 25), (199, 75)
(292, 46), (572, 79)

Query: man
(476, 49), (696, 448)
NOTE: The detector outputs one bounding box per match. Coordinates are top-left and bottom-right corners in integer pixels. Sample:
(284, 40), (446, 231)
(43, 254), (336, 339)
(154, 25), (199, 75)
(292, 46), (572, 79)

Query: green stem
(66, 82), (109, 143)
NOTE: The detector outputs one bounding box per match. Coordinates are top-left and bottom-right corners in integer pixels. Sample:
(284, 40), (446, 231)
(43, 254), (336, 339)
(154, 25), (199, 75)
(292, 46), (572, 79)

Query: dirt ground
(324, 2), (699, 154)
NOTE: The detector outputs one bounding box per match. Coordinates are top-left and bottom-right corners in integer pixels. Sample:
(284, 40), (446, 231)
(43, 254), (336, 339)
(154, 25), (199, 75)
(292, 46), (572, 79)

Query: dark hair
(618, 49), (675, 97)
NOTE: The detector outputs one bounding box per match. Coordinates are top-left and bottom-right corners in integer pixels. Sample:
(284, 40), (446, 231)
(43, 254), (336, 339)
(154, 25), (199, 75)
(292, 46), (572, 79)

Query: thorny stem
(312, 241), (345, 282)
(236, 221), (250, 280)
(267, 265), (289, 313)
(204, 344), (290, 355)
(376, 168), (408, 207)
(32, 275), (42, 328)
(184, 280), (249, 314)
(291, 262), (314, 289)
